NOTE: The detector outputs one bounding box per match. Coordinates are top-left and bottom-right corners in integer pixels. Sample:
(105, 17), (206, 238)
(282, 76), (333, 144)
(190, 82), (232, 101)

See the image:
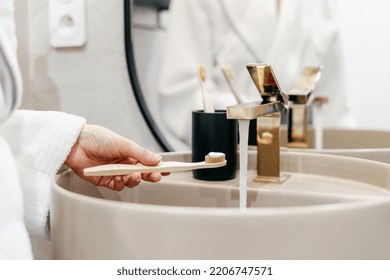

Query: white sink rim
(52, 151), (390, 216)
(290, 128), (390, 157)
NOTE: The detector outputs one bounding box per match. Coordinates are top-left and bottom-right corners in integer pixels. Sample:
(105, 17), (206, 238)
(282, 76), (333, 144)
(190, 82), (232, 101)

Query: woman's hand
(65, 124), (169, 191)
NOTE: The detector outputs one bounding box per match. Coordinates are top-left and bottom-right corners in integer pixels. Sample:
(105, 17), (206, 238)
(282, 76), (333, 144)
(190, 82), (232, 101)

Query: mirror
(126, 0), (390, 152)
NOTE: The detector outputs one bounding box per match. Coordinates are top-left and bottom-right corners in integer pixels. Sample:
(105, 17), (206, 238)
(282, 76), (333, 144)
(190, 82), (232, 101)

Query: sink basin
(290, 128), (390, 163)
(51, 151), (390, 259)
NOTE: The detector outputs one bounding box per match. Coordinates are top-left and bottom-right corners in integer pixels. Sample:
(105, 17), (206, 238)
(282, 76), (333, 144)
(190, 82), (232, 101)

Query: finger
(118, 139), (162, 166)
(112, 176), (125, 191)
(103, 176), (122, 191)
(149, 173), (162, 182)
(95, 175), (124, 191)
(124, 172), (142, 188)
(142, 172), (162, 183)
(96, 176), (115, 189)
(104, 177), (116, 190)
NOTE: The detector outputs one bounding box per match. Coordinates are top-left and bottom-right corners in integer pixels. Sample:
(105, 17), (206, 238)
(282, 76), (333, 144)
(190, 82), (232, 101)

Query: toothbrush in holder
(197, 64), (215, 113)
(221, 64), (244, 104)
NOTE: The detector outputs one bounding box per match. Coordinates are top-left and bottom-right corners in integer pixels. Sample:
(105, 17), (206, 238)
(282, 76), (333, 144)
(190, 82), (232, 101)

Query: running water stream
(238, 119), (250, 209)
(313, 104), (323, 150)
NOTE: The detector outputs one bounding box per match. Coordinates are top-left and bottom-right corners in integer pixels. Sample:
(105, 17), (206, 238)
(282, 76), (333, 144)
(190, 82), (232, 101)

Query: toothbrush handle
(200, 82), (215, 113)
(226, 80), (243, 104)
(83, 160), (226, 176)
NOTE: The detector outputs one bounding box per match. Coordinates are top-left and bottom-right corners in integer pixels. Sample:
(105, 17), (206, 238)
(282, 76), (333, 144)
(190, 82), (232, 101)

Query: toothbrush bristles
(198, 64), (215, 113)
(221, 64), (243, 104)
(198, 64), (207, 81)
(205, 152), (226, 163)
(222, 64), (234, 80)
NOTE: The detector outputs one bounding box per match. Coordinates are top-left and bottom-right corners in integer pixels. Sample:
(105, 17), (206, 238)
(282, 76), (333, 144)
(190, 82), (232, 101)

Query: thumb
(118, 138), (162, 166)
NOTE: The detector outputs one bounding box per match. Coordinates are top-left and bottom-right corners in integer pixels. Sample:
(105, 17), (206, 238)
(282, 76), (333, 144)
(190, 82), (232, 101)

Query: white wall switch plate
(49, 0), (86, 48)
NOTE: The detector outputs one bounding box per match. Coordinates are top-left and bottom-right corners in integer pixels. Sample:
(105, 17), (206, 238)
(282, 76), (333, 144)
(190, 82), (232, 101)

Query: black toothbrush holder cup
(192, 110), (238, 181)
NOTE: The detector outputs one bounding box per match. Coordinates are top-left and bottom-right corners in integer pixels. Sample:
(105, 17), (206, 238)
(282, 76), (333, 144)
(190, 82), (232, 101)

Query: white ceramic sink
(51, 151), (390, 259)
(291, 128), (390, 163)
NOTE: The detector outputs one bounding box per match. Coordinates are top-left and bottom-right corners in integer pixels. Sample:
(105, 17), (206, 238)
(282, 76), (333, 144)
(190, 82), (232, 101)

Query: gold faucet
(287, 67), (328, 148)
(226, 63), (289, 183)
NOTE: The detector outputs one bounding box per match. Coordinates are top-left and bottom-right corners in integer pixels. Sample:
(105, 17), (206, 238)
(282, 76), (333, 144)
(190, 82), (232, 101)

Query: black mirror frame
(124, 0), (174, 152)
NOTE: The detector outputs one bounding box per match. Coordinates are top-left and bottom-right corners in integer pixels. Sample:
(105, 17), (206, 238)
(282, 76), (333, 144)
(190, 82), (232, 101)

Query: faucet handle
(287, 67), (322, 104)
(246, 63), (288, 104)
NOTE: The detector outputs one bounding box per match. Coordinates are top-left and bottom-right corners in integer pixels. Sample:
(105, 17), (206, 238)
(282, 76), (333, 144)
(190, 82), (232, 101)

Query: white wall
(14, 0), (390, 155)
(14, 0), (162, 152)
(338, 0), (390, 129)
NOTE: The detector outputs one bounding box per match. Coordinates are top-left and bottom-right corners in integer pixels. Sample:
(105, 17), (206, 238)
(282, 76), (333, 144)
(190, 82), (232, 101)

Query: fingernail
(133, 174), (142, 182)
(115, 176), (121, 181)
(153, 153), (162, 162)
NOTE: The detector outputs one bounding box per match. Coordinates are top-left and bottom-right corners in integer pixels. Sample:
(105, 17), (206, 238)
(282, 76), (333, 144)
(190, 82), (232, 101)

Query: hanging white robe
(0, 0), (86, 259)
(159, 0), (355, 146)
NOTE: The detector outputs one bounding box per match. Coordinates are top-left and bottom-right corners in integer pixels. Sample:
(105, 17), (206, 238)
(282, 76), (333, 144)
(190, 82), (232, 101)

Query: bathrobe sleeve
(0, 109), (86, 240)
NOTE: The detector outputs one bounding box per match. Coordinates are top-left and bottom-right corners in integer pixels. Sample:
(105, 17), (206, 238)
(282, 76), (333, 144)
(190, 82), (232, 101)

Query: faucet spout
(227, 63), (288, 183)
(226, 100), (285, 120)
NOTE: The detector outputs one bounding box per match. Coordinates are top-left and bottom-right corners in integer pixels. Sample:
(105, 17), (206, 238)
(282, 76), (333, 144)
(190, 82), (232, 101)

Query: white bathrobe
(159, 0), (355, 146)
(0, 0), (85, 259)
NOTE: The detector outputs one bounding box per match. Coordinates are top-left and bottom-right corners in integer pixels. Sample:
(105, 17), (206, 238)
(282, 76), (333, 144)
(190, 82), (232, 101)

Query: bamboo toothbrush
(83, 152), (226, 176)
(197, 64), (215, 113)
(221, 64), (244, 104)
